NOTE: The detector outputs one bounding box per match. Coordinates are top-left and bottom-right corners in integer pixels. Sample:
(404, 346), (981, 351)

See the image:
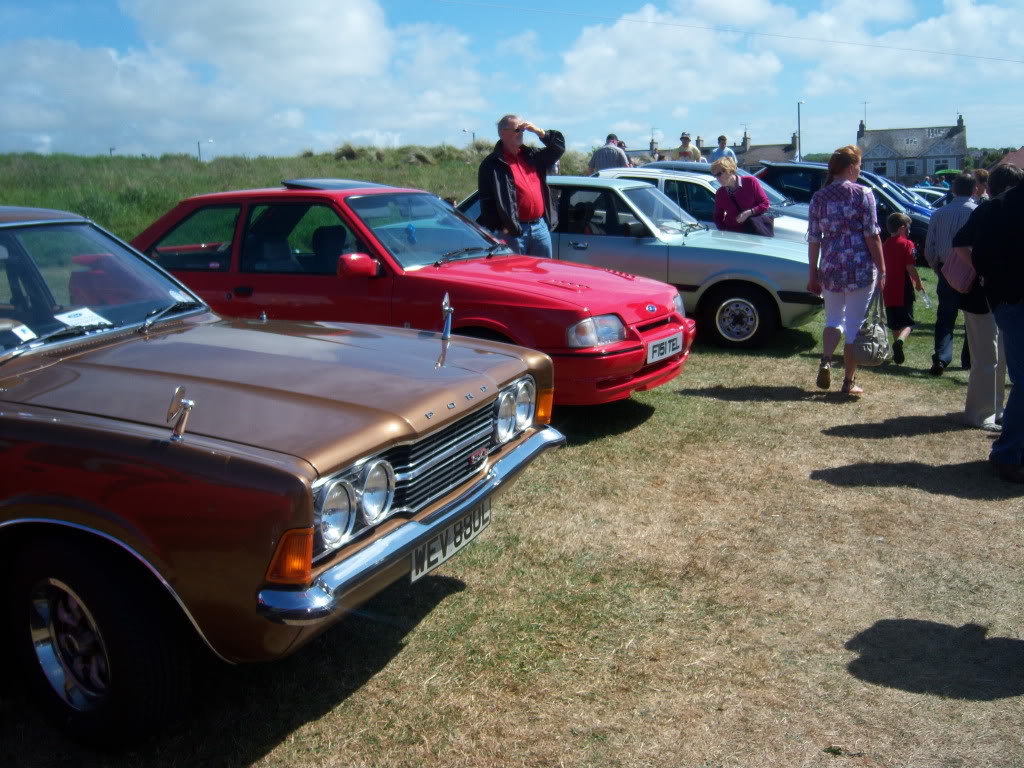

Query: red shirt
(504, 149), (545, 221)
(882, 234), (915, 307)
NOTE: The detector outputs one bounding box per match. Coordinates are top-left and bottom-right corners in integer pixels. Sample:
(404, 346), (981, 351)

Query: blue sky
(1, 0), (1022, 159)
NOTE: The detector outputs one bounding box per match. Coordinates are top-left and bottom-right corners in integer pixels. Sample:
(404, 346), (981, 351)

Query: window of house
(904, 137), (918, 146)
(873, 163), (888, 176)
(933, 159), (949, 173)
(927, 128), (944, 138)
(905, 162), (917, 177)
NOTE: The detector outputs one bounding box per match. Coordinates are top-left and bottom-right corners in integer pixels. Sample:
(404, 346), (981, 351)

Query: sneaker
(816, 357), (832, 390)
(929, 361), (945, 376)
(841, 378), (864, 395)
(892, 339), (905, 365)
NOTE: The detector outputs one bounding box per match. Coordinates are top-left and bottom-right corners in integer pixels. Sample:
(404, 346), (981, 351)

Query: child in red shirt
(882, 212), (924, 364)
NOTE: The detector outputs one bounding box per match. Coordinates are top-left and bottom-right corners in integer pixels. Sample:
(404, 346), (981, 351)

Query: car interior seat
(243, 236), (303, 273)
(310, 225), (348, 273)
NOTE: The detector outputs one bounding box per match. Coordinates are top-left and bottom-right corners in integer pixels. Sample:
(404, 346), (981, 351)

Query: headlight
(514, 378), (536, 430)
(566, 314), (626, 348)
(360, 459), (395, 524)
(495, 389), (517, 443)
(318, 479), (356, 549)
(673, 292), (686, 318)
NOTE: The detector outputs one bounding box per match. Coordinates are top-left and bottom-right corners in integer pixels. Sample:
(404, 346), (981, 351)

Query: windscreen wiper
(436, 246), (488, 265)
(140, 300), (205, 332)
(0, 322), (115, 366)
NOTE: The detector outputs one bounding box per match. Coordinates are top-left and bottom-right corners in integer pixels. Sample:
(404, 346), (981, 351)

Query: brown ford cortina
(0, 206), (564, 745)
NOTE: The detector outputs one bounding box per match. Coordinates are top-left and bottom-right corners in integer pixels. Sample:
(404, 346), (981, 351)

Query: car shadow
(551, 399), (656, 446)
(810, 459), (1023, 500)
(845, 619), (1024, 700)
(0, 575), (466, 768)
(822, 412), (976, 439)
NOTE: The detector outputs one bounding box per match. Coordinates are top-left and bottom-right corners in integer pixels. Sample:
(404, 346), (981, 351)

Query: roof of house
(859, 123), (967, 160)
(991, 147), (1024, 169)
(737, 142), (798, 167)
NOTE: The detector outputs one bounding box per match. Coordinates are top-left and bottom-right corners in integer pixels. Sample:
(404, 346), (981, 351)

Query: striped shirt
(924, 196), (977, 268)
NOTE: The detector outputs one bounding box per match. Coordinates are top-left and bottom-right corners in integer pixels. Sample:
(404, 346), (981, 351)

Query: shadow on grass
(845, 619), (1024, 700)
(0, 575), (465, 768)
(694, 327), (818, 359)
(810, 460), (1023, 500)
(551, 398), (656, 446)
(679, 383), (827, 403)
(822, 412), (975, 438)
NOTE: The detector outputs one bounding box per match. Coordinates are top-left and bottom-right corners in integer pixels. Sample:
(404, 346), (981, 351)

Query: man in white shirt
(673, 133), (704, 162)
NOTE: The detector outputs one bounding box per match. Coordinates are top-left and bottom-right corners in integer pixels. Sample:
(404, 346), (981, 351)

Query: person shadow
(0, 575), (466, 768)
(845, 619), (1024, 700)
(810, 460), (1023, 500)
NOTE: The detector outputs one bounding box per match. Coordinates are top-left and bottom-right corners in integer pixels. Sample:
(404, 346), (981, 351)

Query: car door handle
(568, 241), (589, 250)
(232, 285), (254, 298)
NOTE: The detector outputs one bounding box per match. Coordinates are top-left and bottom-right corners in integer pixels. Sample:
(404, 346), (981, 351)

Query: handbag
(747, 213), (775, 237)
(941, 247), (977, 294)
(851, 287), (891, 367)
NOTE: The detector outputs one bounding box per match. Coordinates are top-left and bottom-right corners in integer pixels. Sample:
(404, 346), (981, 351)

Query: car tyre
(9, 540), (192, 747)
(700, 285), (777, 348)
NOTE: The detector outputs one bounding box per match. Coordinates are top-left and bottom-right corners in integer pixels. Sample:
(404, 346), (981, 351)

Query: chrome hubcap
(29, 579), (110, 711)
(716, 298), (759, 342)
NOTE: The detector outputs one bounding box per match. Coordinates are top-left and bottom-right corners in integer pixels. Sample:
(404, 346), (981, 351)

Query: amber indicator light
(265, 527), (314, 585)
(536, 388), (554, 425)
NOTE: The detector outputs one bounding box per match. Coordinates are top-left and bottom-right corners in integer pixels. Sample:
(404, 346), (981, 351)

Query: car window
(241, 204), (360, 274)
(767, 170), (818, 202)
(147, 205), (239, 272)
(661, 180), (687, 210)
(1, 223), (186, 351)
(559, 188), (634, 236)
(348, 193), (498, 269)
(621, 186), (697, 233)
(683, 181), (716, 220)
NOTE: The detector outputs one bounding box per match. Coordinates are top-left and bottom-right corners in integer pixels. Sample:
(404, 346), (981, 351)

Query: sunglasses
(502, 125), (526, 133)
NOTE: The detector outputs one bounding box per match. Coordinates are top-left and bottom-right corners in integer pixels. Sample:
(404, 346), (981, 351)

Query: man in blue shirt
(710, 135), (737, 163)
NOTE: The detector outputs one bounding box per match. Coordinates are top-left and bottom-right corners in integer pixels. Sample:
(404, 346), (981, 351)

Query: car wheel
(700, 285), (777, 348)
(10, 540), (192, 747)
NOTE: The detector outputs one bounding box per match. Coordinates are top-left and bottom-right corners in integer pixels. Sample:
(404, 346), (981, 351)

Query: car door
(553, 186), (669, 283)
(665, 179), (717, 226)
(763, 169), (818, 203)
(230, 201), (394, 324)
(142, 204), (241, 312)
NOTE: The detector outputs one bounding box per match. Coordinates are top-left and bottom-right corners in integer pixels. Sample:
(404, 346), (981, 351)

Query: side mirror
(624, 221), (648, 238)
(337, 253), (379, 279)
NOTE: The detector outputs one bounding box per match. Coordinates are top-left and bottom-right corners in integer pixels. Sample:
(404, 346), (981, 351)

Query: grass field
(1, 155), (1022, 767)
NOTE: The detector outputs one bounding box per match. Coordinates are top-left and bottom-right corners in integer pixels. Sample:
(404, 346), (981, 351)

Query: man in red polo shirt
(477, 114), (565, 258)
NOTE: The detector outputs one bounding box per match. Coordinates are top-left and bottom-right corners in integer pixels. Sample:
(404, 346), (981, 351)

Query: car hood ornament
(166, 386), (195, 442)
(436, 293), (453, 369)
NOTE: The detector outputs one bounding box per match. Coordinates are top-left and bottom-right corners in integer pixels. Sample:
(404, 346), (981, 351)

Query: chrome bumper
(257, 426), (565, 626)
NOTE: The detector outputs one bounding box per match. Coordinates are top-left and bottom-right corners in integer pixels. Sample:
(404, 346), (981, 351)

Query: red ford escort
(132, 180), (696, 406)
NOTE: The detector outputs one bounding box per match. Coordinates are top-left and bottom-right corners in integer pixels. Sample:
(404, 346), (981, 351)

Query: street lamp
(462, 128), (475, 145)
(197, 138), (213, 161)
(796, 101), (805, 162)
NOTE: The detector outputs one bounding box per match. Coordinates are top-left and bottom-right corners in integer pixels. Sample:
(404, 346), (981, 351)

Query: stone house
(691, 132), (799, 170)
(857, 115), (968, 183)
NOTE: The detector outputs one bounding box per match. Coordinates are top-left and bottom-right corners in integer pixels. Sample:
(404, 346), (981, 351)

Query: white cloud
(496, 30), (541, 60)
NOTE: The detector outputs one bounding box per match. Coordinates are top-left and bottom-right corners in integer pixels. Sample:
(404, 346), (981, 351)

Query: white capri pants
(822, 281), (876, 340)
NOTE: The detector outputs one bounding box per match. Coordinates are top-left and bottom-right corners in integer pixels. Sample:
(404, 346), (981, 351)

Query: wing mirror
(624, 221), (648, 238)
(337, 253), (379, 278)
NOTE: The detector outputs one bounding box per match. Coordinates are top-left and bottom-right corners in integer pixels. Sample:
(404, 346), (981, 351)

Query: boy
(882, 212), (924, 364)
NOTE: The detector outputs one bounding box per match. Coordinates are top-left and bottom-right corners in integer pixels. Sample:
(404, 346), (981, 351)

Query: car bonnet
(0, 318), (532, 472)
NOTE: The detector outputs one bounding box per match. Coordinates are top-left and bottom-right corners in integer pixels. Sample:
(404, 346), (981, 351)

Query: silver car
(458, 176), (822, 348)
(595, 167), (809, 244)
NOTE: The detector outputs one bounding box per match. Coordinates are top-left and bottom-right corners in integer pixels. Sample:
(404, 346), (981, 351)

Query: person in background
(477, 114), (565, 258)
(973, 168), (990, 202)
(881, 212), (924, 365)
(950, 165), (1024, 481)
(951, 163), (1023, 435)
(709, 135), (737, 163)
(806, 145), (885, 395)
(711, 156), (771, 235)
(924, 171), (977, 376)
(674, 132), (703, 162)
(588, 134), (629, 172)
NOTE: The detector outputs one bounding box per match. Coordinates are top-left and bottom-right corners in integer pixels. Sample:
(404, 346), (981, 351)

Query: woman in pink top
(807, 145), (886, 395)
(711, 156), (771, 235)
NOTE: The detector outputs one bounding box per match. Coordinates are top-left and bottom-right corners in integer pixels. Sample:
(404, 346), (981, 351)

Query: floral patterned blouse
(807, 180), (880, 292)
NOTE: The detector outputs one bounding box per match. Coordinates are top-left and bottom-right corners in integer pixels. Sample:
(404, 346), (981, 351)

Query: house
(990, 147), (1024, 169)
(857, 115), (968, 183)
(693, 132), (799, 170)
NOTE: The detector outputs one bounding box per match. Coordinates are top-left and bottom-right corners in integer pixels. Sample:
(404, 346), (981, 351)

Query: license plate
(410, 499), (491, 582)
(646, 331), (683, 364)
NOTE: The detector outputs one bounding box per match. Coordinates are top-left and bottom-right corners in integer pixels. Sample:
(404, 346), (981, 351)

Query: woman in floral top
(807, 145), (886, 395)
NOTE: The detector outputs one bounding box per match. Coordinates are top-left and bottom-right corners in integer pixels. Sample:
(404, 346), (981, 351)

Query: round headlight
(514, 378), (536, 430)
(319, 480), (356, 548)
(360, 460), (395, 525)
(495, 390), (516, 443)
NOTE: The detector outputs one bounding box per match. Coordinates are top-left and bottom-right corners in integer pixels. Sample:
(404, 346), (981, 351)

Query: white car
(595, 167), (809, 244)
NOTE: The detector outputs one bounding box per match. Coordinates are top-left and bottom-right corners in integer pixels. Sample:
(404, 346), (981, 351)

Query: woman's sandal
(841, 377), (864, 395)
(816, 355), (832, 390)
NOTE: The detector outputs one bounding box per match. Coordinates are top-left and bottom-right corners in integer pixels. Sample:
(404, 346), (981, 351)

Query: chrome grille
(383, 404), (494, 514)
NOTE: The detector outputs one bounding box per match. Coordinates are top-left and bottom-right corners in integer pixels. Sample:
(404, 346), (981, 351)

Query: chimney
(696, 136), (703, 148)
(741, 131), (750, 153)
(649, 138), (658, 154)
(857, 119), (866, 140)
(791, 132), (798, 150)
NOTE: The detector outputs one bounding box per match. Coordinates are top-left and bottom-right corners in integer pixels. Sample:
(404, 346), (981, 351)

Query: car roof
(645, 160), (753, 176)
(759, 161), (829, 169)
(548, 175), (656, 190)
(0, 206), (85, 225)
(598, 168), (713, 183)
(179, 179), (425, 204)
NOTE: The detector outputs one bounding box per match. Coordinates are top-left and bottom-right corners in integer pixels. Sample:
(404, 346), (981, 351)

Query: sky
(1, 0), (1022, 160)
